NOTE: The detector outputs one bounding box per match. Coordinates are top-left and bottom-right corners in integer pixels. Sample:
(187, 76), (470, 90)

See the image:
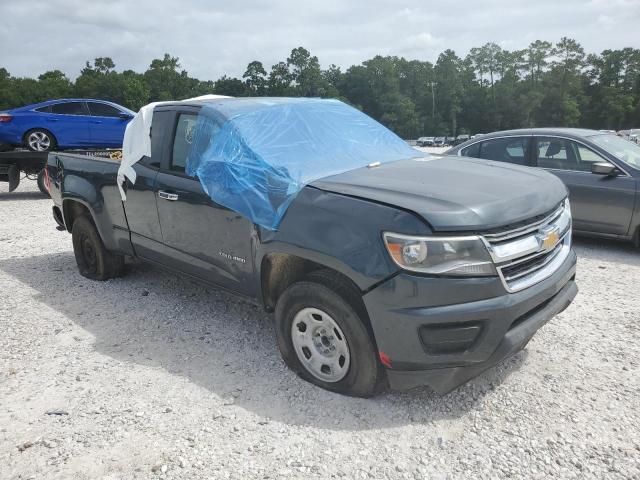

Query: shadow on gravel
(1, 252), (528, 430)
(0, 190), (48, 201)
(573, 236), (640, 267)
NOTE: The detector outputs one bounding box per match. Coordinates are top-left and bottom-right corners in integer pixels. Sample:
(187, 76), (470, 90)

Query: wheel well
(260, 254), (363, 312)
(261, 254), (320, 311)
(62, 200), (91, 232)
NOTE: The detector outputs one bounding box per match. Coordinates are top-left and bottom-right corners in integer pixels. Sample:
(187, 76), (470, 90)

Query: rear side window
(87, 102), (122, 117)
(478, 137), (529, 165)
(35, 105), (52, 113)
(51, 102), (87, 116)
(460, 142), (481, 158)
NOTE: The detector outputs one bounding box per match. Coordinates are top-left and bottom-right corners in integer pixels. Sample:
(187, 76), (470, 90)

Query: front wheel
(275, 270), (384, 397)
(71, 216), (124, 280)
(24, 129), (56, 152)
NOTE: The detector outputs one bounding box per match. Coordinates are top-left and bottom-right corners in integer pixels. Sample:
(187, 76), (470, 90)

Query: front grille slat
(501, 241), (564, 281)
(482, 204), (564, 243)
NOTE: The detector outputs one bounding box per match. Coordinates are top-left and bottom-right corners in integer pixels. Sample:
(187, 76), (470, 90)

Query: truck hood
(310, 155), (568, 232)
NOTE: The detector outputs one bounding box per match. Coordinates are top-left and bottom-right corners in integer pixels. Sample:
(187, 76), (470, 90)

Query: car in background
(0, 98), (134, 152)
(455, 134), (470, 145)
(433, 136), (445, 147)
(445, 136), (456, 147)
(447, 128), (640, 243)
(416, 136), (434, 147)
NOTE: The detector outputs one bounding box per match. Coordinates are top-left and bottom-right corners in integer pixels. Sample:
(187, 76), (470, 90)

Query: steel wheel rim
(28, 132), (51, 151)
(80, 234), (97, 273)
(291, 307), (350, 383)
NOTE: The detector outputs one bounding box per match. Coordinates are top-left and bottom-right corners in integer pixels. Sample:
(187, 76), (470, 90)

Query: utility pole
(430, 81), (436, 119)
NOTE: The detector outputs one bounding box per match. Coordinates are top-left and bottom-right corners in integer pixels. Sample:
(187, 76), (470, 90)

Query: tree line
(1, 38), (639, 139)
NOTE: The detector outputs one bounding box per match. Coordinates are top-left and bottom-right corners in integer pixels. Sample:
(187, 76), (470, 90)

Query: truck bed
(2, 149), (121, 192)
(47, 150), (130, 254)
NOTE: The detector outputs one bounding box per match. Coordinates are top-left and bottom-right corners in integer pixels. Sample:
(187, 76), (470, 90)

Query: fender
(255, 187), (431, 293)
(61, 173), (132, 255)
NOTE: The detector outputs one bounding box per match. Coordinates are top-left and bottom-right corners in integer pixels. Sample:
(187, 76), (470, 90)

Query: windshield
(588, 134), (640, 169)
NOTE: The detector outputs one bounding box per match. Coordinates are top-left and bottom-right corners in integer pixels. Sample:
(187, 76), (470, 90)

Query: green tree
(268, 61), (292, 96)
(243, 61), (267, 95)
(213, 75), (249, 96)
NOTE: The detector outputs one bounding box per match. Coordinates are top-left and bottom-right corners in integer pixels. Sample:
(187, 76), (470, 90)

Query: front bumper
(363, 249), (577, 394)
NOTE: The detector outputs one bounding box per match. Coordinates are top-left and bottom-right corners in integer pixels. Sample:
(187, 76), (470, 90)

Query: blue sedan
(0, 98), (134, 151)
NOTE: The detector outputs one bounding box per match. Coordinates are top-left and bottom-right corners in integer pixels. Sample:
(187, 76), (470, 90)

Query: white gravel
(1, 179), (639, 480)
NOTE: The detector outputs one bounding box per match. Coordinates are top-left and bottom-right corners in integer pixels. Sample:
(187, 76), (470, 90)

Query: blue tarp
(186, 98), (422, 230)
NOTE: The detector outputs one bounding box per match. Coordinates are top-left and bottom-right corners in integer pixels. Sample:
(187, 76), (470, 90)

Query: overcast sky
(1, 0), (639, 81)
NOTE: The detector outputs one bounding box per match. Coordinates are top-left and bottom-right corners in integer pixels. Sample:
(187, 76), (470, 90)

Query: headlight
(383, 233), (497, 276)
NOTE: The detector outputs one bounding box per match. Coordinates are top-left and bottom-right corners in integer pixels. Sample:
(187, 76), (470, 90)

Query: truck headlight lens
(383, 233), (496, 276)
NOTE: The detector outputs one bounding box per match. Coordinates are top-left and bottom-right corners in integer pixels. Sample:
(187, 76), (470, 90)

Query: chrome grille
(482, 201), (572, 293)
(483, 204), (564, 243)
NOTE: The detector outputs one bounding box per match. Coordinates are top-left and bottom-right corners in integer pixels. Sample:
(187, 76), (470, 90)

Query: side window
(170, 114), (199, 173)
(575, 144), (612, 172)
(478, 137), (529, 165)
(51, 102), (87, 116)
(35, 105), (52, 113)
(87, 102), (122, 117)
(139, 110), (174, 169)
(460, 142), (481, 158)
(535, 137), (579, 171)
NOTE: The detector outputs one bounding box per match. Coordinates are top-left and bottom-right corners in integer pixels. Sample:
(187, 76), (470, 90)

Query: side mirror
(591, 162), (619, 176)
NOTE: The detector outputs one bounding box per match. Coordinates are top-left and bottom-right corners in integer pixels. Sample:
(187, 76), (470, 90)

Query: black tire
(275, 269), (385, 397)
(24, 128), (57, 152)
(71, 215), (124, 280)
(36, 169), (49, 196)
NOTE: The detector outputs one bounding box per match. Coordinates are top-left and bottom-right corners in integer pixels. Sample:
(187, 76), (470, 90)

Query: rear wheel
(275, 269), (384, 397)
(71, 216), (124, 280)
(24, 129), (56, 152)
(36, 169), (48, 195)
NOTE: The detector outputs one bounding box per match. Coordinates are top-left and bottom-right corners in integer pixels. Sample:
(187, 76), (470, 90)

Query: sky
(1, 0), (639, 81)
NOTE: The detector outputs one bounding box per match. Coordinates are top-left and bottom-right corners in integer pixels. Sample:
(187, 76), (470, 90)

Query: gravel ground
(1, 179), (639, 480)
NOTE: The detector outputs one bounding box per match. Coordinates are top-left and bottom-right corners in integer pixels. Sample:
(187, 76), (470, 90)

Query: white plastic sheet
(117, 95), (230, 200)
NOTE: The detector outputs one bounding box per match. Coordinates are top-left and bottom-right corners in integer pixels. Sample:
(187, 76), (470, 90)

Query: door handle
(158, 190), (179, 201)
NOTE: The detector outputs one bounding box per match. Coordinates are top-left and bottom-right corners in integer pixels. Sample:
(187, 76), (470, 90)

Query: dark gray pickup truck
(47, 98), (577, 397)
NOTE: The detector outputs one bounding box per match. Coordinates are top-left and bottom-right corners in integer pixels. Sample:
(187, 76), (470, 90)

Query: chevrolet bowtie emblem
(539, 227), (561, 252)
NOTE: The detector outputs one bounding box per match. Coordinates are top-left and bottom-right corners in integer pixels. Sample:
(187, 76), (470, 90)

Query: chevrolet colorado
(47, 98), (577, 397)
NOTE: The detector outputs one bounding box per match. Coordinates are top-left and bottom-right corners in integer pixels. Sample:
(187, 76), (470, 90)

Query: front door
(154, 111), (256, 297)
(534, 136), (636, 236)
(122, 110), (173, 262)
(48, 101), (92, 146)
